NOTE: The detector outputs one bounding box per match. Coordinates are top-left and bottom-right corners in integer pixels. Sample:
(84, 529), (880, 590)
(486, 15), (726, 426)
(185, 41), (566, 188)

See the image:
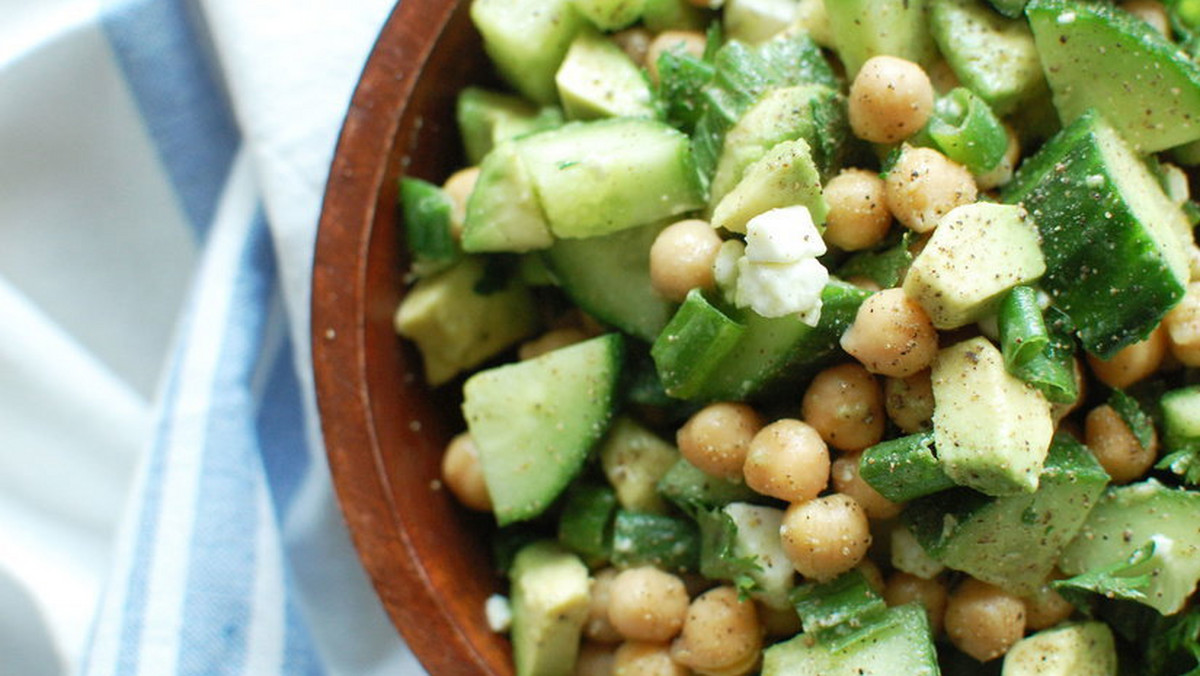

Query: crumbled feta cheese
(485, 594), (512, 633)
(713, 206), (829, 323)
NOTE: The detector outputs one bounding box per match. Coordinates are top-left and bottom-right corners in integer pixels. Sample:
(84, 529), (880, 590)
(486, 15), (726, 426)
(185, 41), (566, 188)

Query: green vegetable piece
(456, 87), (563, 166)
(555, 28), (655, 120)
(789, 569), (887, 637)
(399, 177), (460, 277)
(1027, 0), (1200, 152)
(1107, 389), (1156, 451)
(651, 288), (747, 400)
(657, 457), (761, 514)
(835, 231), (916, 289)
(710, 138), (828, 234)
(926, 87), (1009, 175)
(1002, 622), (1119, 676)
(905, 433), (1110, 595)
(1001, 110), (1191, 359)
(1060, 479), (1200, 615)
(462, 141), (555, 253)
(463, 334), (623, 525)
(655, 48), (717, 133)
(471, 0), (587, 105)
(1055, 540), (1161, 607)
(610, 510), (701, 572)
(858, 431), (955, 503)
(825, 0), (936, 77)
(698, 503), (795, 609)
(557, 482), (617, 565)
(598, 417), (680, 514)
(762, 603), (940, 676)
(569, 0), (646, 30)
(985, 0), (1027, 17)
(998, 285), (1050, 371)
(1008, 306), (1080, 405)
(722, 0), (800, 44)
(1156, 385), (1200, 485)
(509, 542), (590, 676)
(641, 0), (707, 31)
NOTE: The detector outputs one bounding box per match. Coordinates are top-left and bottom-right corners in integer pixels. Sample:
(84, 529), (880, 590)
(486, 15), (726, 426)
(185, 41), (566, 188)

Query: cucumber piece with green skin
(930, 0), (1048, 117)
(517, 118), (706, 239)
(825, 0), (936, 77)
(462, 141), (555, 253)
(610, 510), (701, 572)
(470, 0), (587, 106)
(555, 28), (655, 120)
(569, 0), (645, 30)
(508, 542), (591, 676)
(1001, 110), (1190, 359)
(1026, 0), (1200, 152)
(463, 334), (624, 525)
(762, 603), (939, 676)
(1059, 479), (1200, 615)
(399, 177), (460, 277)
(904, 433), (1110, 596)
(542, 220), (676, 343)
(556, 482), (618, 566)
(456, 87), (563, 166)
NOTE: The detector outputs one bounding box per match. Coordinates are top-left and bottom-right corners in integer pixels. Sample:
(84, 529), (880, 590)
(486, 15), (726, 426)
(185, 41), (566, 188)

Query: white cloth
(0, 0), (425, 673)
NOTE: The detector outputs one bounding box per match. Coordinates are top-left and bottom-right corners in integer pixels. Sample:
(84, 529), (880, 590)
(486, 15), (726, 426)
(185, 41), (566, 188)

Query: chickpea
(442, 166), (480, 241)
(645, 30), (707, 82)
(670, 586), (762, 676)
(801, 363), (886, 452)
(884, 369), (935, 433)
(608, 567), (691, 643)
(586, 568), (623, 643)
(884, 572), (948, 635)
(848, 56), (935, 144)
(576, 641), (617, 676)
(1122, 0), (1172, 37)
(612, 27), (653, 66)
(1084, 404), (1158, 484)
(885, 145), (978, 233)
(779, 494), (872, 582)
(1086, 326), (1167, 389)
(1022, 578), (1075, 632)
(831, 453), (902, 520)
(856, 558), (886, 594)
(840, 288), (939, 378)
(677, 402), (764, 481)
(613, 641), (688, 676)
(742, 419), (830, 503)
(649, 219), (724, 302)
(944, 578), (1026, 662)
(519, 326), (591, 361)
(441, 432), (491, 511)
(1164, 282), (1200, 366)
(822, 169), (893, 251)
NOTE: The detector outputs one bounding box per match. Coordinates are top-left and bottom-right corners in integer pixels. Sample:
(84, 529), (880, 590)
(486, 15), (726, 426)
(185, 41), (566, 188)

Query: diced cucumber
(542, 220), (676, 343)
(929, 0), (1048, 117)
(555, 28), (655, 120)
(517, 118), (706, 239)
(657, 456), (761, 514)
(641, 0), (708, 32)
(1156, 385), (1200, 485)
(463, 334), (624, 525)
(598, 417), (680, 514)
(508, 542), (590, 676)
(462, 141), (555, 253)
(651, 288), (747, 400)
(710, 138), (828, 234)
(456, 87), (563, 166)
(610, 510), (701, 571)
(762, 603), (940, 676)
(722, 0), (797, 44)
(904, 433), (1110, 596)
(399, 177), (460, 277)
(1059, 479), (1200, 615)
(1027, 0), (1200, 153)
(1001, 110), (1190, 358)
(569, 0), (645, 30)
(825, 0), (936, 77)
(471, 0), (587, 105)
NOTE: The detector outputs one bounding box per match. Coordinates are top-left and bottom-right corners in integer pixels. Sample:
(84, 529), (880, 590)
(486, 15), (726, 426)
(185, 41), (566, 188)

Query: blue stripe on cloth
(257, 339), (310, 519)
(100, 0), (238, 237)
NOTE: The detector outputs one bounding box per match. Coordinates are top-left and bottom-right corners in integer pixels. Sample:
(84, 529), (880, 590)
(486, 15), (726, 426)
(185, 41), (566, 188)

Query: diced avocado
(598, 417), (680, 514)
(762, 603), (940, 676)
(457, 87), (563, 166)
(463, 334), (623, 525)
(1001, 111), (1190, 359)
(722, 0), (797, 44)
(1059, 479), (1200, 615)
(903, 203), (1046, 330)
(462, 141), (555, 253)
(470, 0), (587, 105)
(1026, 0), (1200, 153)
(931, 336), (1054, 495)
(393, 257), (538, 385)
(555, 28), (655, 120)
(1001, 622), (1118, 676)
(929, 0), (1049, 116)
(541, 219), (676, 343)
(710, 138), (828, 234)
(825, 0), (936, 77)
(701, 503), (795, 610)
(904, 433), (1110, 595)
(710, 84), (845, 207)
(509, 542), (590, 676)
(569, 0), (645, 30)
(516, 118), (706, 239)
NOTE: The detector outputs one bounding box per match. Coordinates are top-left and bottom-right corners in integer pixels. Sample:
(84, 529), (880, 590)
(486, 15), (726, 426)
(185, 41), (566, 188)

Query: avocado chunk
(1001, 622), (1118, 676)
(902, 202), (1046, 330)
(509, 542), (591, 676)
(570, 0), (646, 30)
(393, 257), (539, 385)
(470, 0), (586, 105)
(555, 28), (655, 120)
(598, 416), (680, 514)
(710, 138), (828, 234)
(462, 141), (555, 253)
(825, 0), (936, 77)
(1026, 0), (1200, 153)
(904, 433), (1109, 595)
(931, 336), (1054, 496)
(1059, 479), (1200, 615)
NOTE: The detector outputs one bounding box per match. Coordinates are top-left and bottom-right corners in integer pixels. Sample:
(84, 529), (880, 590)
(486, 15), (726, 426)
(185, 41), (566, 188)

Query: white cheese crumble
(485, 594), (512, 633)
(713, 206), (829, 324)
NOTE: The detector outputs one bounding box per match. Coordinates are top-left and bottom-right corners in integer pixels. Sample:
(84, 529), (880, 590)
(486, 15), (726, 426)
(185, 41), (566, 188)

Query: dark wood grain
(311, 1), (512, 674)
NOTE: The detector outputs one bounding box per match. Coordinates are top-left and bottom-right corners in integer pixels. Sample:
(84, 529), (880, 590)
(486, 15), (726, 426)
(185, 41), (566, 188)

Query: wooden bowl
(311, 1), (510, 674)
